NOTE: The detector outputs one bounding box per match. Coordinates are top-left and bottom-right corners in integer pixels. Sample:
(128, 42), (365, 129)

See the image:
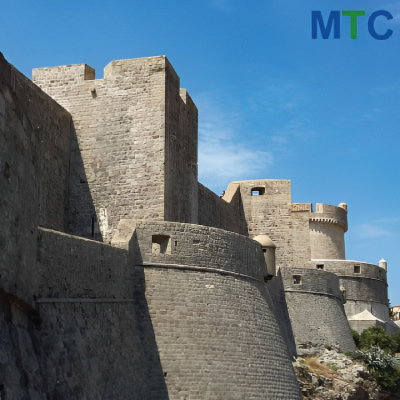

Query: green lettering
(342, 10), (366, 39)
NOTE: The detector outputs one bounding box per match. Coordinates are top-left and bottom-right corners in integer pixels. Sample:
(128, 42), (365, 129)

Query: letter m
(312, 11), (340, 39)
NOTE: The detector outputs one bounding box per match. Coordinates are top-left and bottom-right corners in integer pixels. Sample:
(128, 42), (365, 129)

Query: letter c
(368, 10), (393, 40)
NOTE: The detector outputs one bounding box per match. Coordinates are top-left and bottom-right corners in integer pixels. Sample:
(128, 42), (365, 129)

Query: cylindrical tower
(309, 203), (348, 260)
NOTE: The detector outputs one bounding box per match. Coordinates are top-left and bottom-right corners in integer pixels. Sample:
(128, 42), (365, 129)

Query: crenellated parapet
(309, 203), (348, 260)
(310, 203), (348, 232)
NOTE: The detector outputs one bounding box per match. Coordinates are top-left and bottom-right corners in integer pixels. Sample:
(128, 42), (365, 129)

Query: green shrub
(359, 326), (396, 354)
(390, 331), (400, 353)
(350, 346), (400, 390)
(352, 329), (361, 348)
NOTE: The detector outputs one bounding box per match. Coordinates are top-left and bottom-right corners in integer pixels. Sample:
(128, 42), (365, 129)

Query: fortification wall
(134, 220), (264, 279)
(267, 271), (298, 358)
(1, 225), (168, 399)
(0, 53), (71, 305)
(33, 56), (198, 242)
(164, 84), (199, 223)
(280, 267), (356, 355)
(35, 227), (133, 299)
(238, 180), (294, 268)
(0, 293), (45, 400)
(127, 221), (302, 399)
(197, 182), (248, 234)
(310, 204), (348, 260)
(291, 203), (313, 267)
(311, 259), (389, 321)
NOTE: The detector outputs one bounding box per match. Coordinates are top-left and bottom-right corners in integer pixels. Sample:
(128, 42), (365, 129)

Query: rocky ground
(293, 348), (400, 400)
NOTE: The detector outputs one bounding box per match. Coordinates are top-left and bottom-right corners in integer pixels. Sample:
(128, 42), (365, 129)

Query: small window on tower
(152, 235), (171, 254)
(251, 187), (265, 196)
(354, 265), (361, 274)
(293, 275), (302, 285)
(316, 264), (324, 270)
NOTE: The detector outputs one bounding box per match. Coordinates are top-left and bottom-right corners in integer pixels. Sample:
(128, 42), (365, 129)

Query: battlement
(33, 63), (95, 84)
(33, 56), (198, 241)
(311, 203), (348, 232)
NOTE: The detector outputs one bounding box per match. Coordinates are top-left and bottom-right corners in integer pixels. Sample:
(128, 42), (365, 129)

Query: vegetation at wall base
(350, 345), (400, 390)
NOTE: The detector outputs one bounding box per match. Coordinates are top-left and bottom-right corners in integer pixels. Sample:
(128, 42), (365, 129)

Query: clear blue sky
(2, 1), (399, 305)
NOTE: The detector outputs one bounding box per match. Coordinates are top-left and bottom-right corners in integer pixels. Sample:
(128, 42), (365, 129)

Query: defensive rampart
(311, 259), (389, 322)
(279, 267), (356, 355)
(33, 57), (199, 242)
(0, 53), (71, 306)
(128, 221), (302, 399)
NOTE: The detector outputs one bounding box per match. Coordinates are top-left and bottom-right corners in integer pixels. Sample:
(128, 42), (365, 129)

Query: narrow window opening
(251, 187), (266, 196)
(262, 248), (267, 253)
(293, 275), (302, 285)
(174, 240), (178, 247)
(316, 264), (324, 270)
(91, 217), (95, 238)
(164, 372), (168, 378)
(354, 265), (361, 274)
(152, 235), (171, 254)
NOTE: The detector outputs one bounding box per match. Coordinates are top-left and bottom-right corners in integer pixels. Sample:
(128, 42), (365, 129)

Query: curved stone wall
(130, 221), (302, 399)
(310, 204), (347, 260)
(311, 260), (389, 321)
(280, 267), (356, 355)
(138, 267), (302, 399)
(134, 221), (267, 281)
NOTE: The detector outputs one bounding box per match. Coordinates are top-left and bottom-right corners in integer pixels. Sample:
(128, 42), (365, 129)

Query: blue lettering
(312, 11), (341, 39)
(368, 10), (393, 40)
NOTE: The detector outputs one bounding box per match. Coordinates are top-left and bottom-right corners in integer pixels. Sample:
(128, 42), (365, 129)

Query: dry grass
(304, 358), (335, 379)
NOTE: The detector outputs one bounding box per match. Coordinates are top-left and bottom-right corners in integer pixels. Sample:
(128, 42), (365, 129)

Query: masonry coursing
(1, 53), (396, 399)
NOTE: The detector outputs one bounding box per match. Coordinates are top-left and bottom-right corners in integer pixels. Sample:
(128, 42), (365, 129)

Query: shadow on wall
(67, 124), (103, 242)
(133, 267), (170, 399)
(0, 291), (45, 398)
(129, 229), (170, 398)
(266, 269), (298, 358)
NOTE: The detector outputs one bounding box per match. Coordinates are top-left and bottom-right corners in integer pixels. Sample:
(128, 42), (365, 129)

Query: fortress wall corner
(0, 53), (71, 304)
(164, 59), (199, 224)
(34, 56), (170, 241)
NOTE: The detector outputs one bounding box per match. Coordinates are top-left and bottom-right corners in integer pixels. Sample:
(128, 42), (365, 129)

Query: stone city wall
(33, 56), (199, 242)
(280, 267), (356, 354)
(134, 220), (265, 281)
(0, 53), (71, 306)
(238, 180), (294, 269)
(197, 182), (247, 235)
(291, 203), (313, 267)
(138, 267), (302, 399)
(310, 260), (389, 319)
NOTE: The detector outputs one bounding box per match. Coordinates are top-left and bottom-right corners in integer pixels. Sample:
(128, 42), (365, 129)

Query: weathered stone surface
(0, 51), (396, 400)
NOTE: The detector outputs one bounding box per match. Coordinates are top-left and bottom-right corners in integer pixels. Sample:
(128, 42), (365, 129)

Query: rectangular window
(152, 235), (171, 254)
(316, 264), (324, 270)
(293, 275), (302, 285)
(354, 265), (361, 274)
(251, 187), (266, 196)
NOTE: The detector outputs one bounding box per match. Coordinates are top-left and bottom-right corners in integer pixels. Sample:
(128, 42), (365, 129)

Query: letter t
(342, 11), (366, 39)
